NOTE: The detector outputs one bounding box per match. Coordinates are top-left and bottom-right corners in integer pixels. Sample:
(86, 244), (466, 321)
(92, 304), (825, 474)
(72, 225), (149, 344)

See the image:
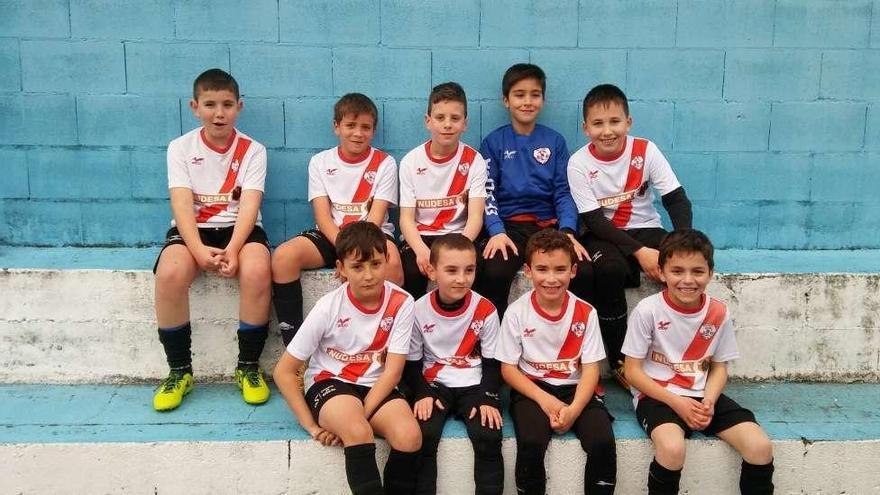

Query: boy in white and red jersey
(567, 83), (693, 387)
(402, 233), (503, 494)
(496, 229), (616, 495)
(622, 229), (774, 495)
(274, 222), (421, 495)
(152, 68), (271, 411)
(272, 93), (403, 346)
(399, 82), (488, 300)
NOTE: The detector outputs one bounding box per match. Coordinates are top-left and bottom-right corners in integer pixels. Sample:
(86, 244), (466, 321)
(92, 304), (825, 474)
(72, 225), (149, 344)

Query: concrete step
(2, 251), (879, 383)
(2, 382), (878, 494)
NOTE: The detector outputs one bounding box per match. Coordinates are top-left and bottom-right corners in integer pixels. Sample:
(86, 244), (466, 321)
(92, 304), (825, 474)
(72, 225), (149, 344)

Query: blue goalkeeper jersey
(480, 124), (579, 237)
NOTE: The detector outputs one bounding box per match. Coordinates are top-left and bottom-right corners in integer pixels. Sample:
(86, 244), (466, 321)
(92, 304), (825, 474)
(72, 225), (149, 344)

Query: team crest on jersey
(657, 320), (671, 331)
(523, 328), (536, 337)
(231, 160), (240, 173)
(699, 323), (717, 340)
(630, 156), (644, 170)
(380, 316), (395, 332)
(533, 147), (551, 165)
(364, 171), (376, 184)
(470, 320), (484, 336)
(571, 321), (586, 338)
(458, 162), (470, 175)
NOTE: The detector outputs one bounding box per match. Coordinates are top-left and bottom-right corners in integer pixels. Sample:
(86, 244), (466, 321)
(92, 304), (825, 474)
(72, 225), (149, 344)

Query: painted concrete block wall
(0, 0), (877, 249)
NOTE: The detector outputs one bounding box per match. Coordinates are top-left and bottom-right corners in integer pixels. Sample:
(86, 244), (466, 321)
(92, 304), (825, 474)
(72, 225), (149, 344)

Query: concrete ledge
(1, 267), (879, 383)
(2, 383), (879, 494)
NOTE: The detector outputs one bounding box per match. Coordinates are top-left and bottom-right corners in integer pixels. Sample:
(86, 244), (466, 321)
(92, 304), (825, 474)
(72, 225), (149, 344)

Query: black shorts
(305, 378), (406, 422)
(509, 380), (615, 422)
(153, 225), (270, 273)
(299, 228), (398, 268)
(636, 393), (757, 437)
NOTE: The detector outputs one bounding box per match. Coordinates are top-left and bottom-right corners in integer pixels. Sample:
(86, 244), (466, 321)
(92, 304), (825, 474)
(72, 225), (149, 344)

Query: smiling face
(427, 247), (477, 304)
(524, 248), (576, 309)
(583, 100), (632, 158)
(190, 89), (242, 148)
(337, 248), (387, 305)
(425, 99), (468, 157)
(504, 77), (544, 134)
(334, 112), (376, 160)
(659, 251), (713, 310)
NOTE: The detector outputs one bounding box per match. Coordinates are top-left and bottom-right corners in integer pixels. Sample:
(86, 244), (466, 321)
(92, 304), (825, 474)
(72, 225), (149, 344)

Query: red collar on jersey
(430, 289), (472, 317)
(588, 140), (627, 162)
(662, 289), (706, 315)
(424, 141), (458, 164)
(337, 146), (371, 164)
(530, 290), (569, 322)
(347, 283), (386, 315)
(200, 128), (237, 154)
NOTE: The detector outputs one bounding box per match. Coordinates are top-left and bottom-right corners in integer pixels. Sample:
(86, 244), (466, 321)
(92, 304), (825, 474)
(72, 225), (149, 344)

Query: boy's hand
(694, 397), (716, 430)
(539, 395), (566, 424)
(414, 244), (431, 275)
(413, 396), (444, 421)
(552, 404), (578, 434)
(672, 396), (711, 430)
(194, 245), (225, 272)
(483, 233), (518, 261)
(567, 234), (592, 262)
(307, 424), (341, 447)
(634, 247), (661, 282)
(218, 252), (239, 278)
(469, 405), (503, 430)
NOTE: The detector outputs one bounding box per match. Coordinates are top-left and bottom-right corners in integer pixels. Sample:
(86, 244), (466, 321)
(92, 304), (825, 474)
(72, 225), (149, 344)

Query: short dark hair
(582, 83), (629, 121)
(428, 82), (467, 117)
(429, 233), (476, 265)
(334, 93), (378, 126)
(502, 63), (546, 97)
(525, 229), (576, 266)
(335, 221), (387, 262)
(658, 229), (715, 271)
(193, 68), (239, 100)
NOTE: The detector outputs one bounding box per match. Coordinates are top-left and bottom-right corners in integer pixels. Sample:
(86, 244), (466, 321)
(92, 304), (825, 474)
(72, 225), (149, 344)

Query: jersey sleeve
(240, 143), (267, 192)
(579, 308), (606, 364)
(287, 293), (331, 361)
(494, 309), (522, 365)
(407, 315), (424, 361)
(646, 141), (681, 196)
(307, 153), (328, 201)
(552, 135), (578, 232)
(621, 301), (654, 359)
(468, 153), (488, 199)
(398, 153), (416, 208)
(387, 296), (416, 355)
(373, 154), (399, 205)
(480, 135), (505, 236)
(478, 310), (501, 360)
(567, 151), (601, 214)
(167, 140), (192, 190)
(711, 314), (740, 363)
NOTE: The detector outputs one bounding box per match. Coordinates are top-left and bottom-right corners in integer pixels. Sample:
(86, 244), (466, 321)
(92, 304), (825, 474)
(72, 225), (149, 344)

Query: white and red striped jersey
(287, 281), (415, 391)
(399, 141), (488, 236)
(307, 147), (398, 235)
(622, 291), (739, 407)
(167, 127), (266, 228)
(407, 290), (500, 388)
(567, 135), (680, 230)
(496, 290), (605, 386)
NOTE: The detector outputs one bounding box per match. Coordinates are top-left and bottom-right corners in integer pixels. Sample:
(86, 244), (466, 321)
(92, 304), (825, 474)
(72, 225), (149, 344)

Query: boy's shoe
(612, 361), (630, 390)
(153, 370), (194, 411)
(236, 366), (271, 405)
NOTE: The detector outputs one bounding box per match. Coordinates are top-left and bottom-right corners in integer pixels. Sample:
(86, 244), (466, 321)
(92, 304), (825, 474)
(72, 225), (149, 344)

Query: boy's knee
(155, 265), (195, 293)
(341, 420), (375, 446)
(470, 427), (502, 458)
(391, 422), (422, 453)
(742, 435), (773, 465)
(653, 434), (686, 469)
(239, 260), (271, 292)
(270, 242), (300, 270)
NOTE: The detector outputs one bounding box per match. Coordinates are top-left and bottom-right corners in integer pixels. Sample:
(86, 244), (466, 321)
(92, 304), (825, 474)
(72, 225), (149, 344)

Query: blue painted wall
(0, 0), (877, 249)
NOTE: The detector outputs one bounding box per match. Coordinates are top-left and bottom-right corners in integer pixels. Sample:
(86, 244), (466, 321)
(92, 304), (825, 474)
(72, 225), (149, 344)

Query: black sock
(384, 449), (420, 494)
(344, 443), (383, 495)
(158, 323), (192, 373)
(648, 458), (681, 495)
(273, 280), (303, 346)
(237, 321), (268, 367)
(740, 459), (774, 495)
(598, 313), (628, 365)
